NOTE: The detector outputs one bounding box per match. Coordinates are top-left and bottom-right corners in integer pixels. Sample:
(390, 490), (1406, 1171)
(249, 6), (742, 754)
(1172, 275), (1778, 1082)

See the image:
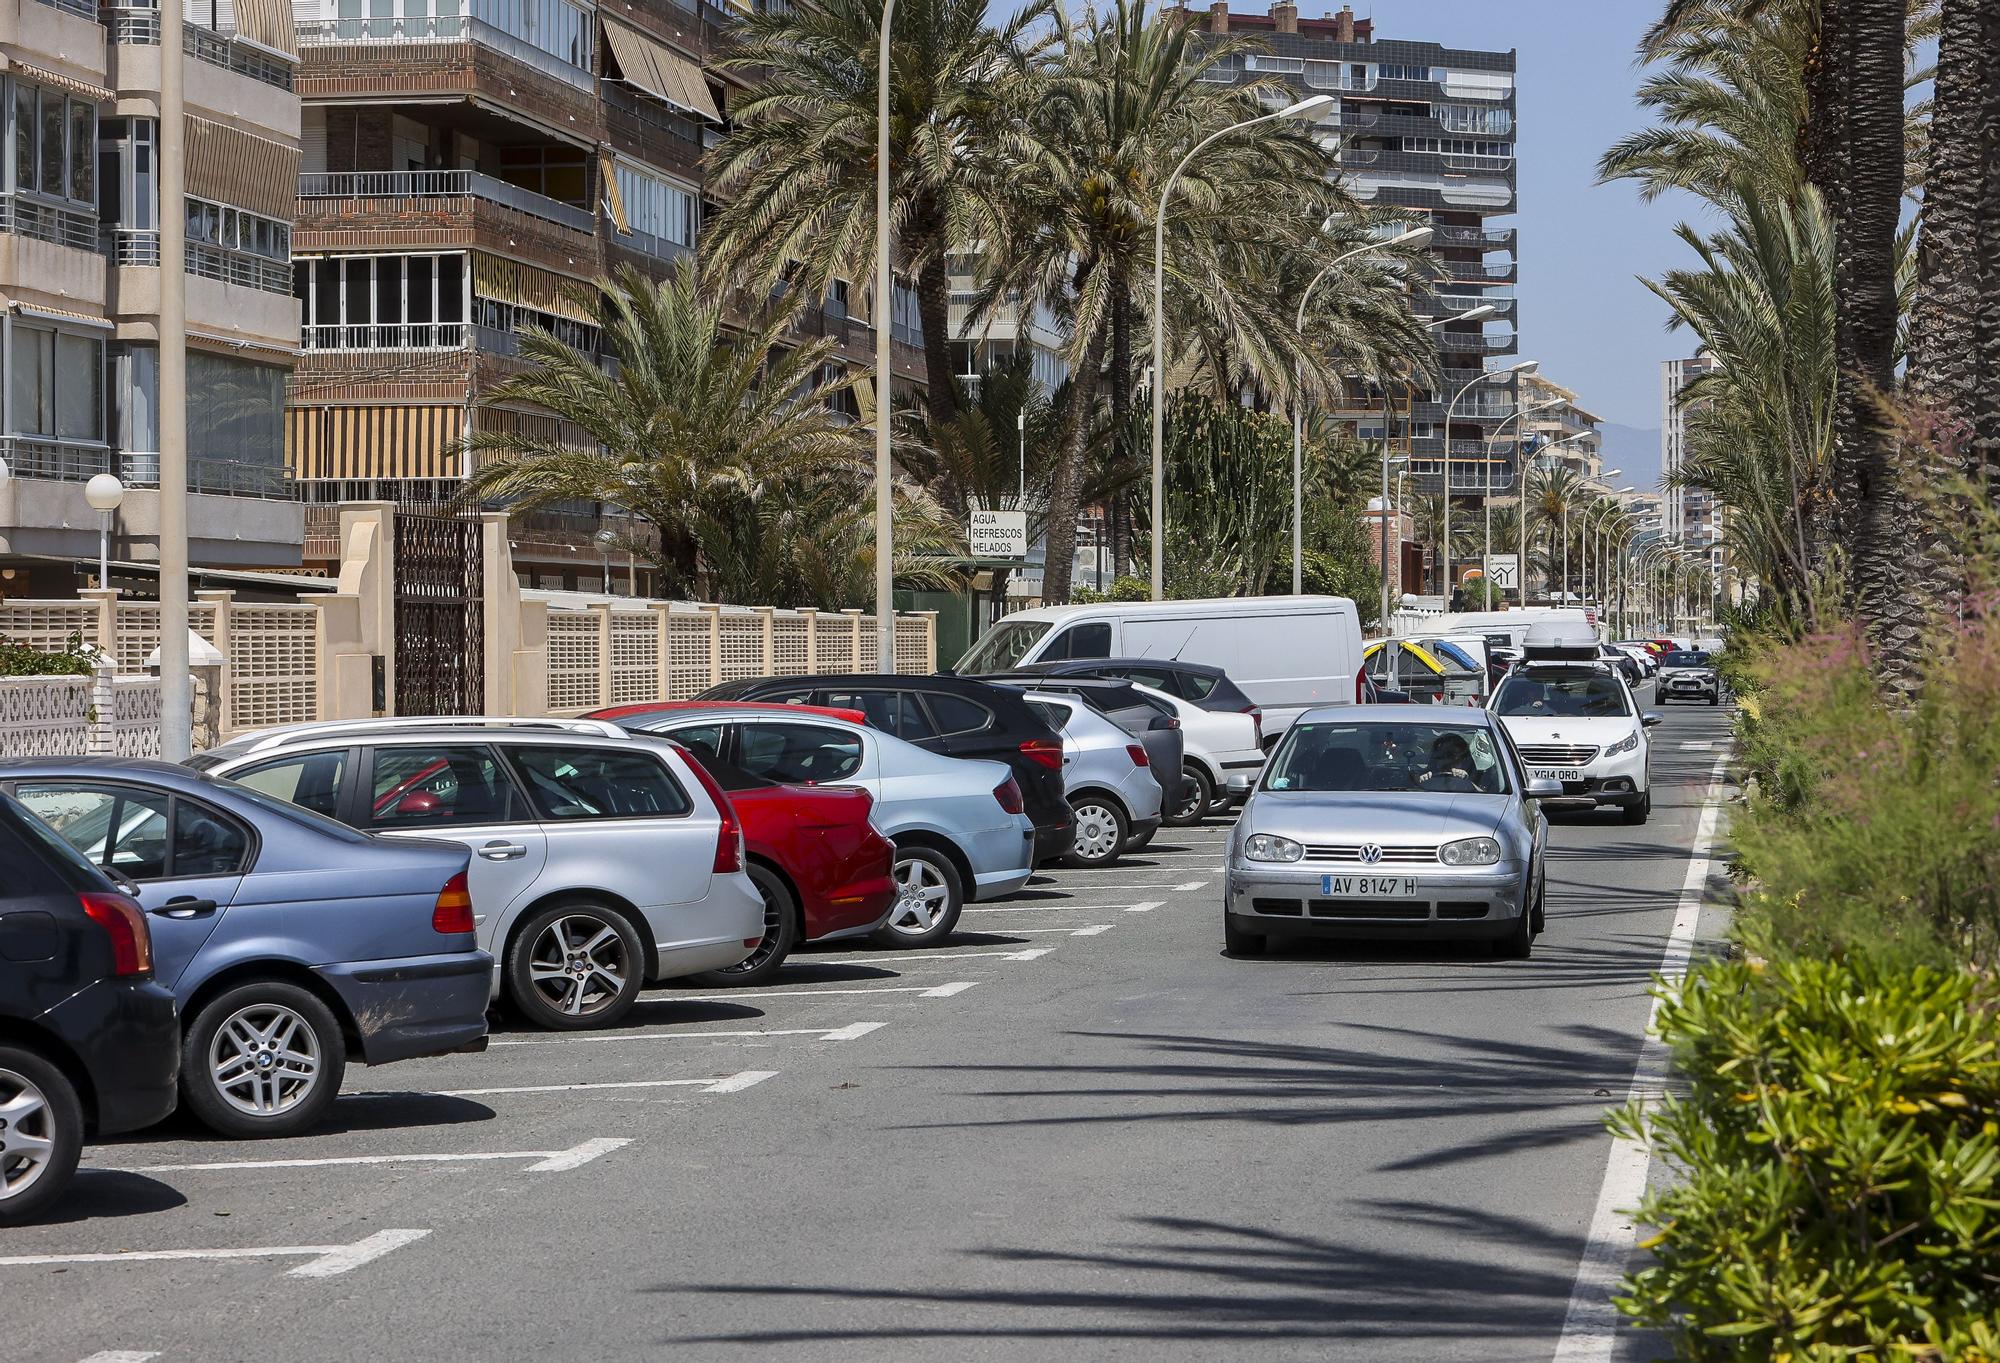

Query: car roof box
(1520, 620), (1600, 664)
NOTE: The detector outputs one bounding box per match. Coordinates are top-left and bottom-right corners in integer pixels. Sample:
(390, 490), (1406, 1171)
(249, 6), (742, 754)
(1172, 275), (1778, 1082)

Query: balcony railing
(1436, 225), (1518, 249)
(101, 10), (297, 89)
(298, 169), (596, 234)
(1436, 331), (1518, 354)
(303, 321), (470, 352)
(186, 240), (292, 295)
(601, 82), (717, 161)
(1440, 258), (1516, 281)
(0, 196), (100, 252)
(2, 438), (296, 500)
(106, 227), (161, 265)
(35, 0), (96, 20)
(295, 15), (595, 92)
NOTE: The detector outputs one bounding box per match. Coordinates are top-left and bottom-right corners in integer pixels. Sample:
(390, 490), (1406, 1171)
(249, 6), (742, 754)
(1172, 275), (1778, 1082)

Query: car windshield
(1264, 722), (1509, 796)
(1659, 651), (1710, 667)
(1492, 671), (1633, 718)
(957, 619), (1052, 673)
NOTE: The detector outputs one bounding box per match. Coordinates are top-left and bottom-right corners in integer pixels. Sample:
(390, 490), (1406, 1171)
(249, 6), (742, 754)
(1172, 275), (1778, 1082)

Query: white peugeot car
(1486, 650), (1662, 826)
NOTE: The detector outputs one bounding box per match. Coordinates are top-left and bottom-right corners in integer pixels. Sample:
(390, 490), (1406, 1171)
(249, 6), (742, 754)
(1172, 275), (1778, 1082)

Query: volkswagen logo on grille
(1359, 843), (1384, 865)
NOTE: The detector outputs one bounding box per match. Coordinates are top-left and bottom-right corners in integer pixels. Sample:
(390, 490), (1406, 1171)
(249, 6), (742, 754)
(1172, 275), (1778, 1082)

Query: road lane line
(0, 1230), (430, 1278)
(1552, 753), (1730, 1362)
(288, 1229), (432, 1279)
(491, 1023), (877, 1048)
(702, 1070), (779, 1094)
(524, 1138), (632, 1172)
(78, 1353), (160, 1362)
(1019, 880), (1206, 890)
(919, 981), (978, 997)
(665, 983), (975, 1002)
(97, 1138), (631, 1175)
(989, 924), (1113, 937)
(819, 1021), (889, 1041)
(792, 947), (1052, 965)
(435, 1077), (713, 1097)
(1126, 901), (1164, 913)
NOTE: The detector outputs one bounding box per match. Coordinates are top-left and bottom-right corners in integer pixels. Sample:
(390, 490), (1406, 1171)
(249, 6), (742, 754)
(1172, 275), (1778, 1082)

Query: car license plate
(1321, 875), (1420, 897)
(1531, 768), (1575, 783)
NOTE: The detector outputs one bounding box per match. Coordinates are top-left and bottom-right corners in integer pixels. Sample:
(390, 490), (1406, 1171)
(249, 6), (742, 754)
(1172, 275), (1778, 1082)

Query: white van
(956, 596), (1365, 744)
(1431, 607), (1600, 652)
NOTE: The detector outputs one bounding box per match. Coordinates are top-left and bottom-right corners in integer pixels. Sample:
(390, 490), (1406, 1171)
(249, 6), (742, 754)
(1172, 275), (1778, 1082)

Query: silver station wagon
(1224, 706), (1554, 959)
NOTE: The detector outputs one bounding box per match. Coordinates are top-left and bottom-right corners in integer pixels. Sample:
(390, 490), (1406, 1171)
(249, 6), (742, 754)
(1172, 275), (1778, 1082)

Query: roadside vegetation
(1608, 1), (2000, 1353)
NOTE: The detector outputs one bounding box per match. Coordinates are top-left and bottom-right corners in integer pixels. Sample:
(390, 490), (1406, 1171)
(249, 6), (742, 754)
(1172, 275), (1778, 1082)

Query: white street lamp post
(85, 474), (125, 591)
(872, 0), (897, 669)
(1289, 225), (1433, 595)
(1016, 407), (1026, 508)
(1440, 358), (1535, 602)
(1579, 486), (1632, 606)
(1153, 94), (1334, 601)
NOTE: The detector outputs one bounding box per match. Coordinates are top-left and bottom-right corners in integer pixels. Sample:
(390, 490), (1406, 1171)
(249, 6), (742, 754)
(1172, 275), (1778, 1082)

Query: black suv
(995, 658), (1259, 718)
(1, 792), (179, 1224)
(698, 674), (1075, 862)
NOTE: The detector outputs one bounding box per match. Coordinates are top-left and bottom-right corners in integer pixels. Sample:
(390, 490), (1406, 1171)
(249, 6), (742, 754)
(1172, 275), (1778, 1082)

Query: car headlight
(1244, 834), (1304, 863)
(1605, 730), (1640, 757)
(1439, 837), (1501, 866)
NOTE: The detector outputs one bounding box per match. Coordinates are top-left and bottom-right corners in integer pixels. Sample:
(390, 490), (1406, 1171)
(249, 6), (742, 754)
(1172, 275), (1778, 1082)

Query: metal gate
(393, 505), (484, 715)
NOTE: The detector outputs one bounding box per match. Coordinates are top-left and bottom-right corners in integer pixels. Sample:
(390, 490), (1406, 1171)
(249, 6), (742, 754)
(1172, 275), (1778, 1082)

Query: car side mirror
(1641, 713), (1664, 728)
(1526, 778), (1565, 799)
(1225, 773), (1255, 798)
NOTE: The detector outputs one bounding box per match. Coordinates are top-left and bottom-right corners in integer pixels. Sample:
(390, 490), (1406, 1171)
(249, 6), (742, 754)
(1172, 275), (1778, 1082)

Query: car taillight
(1245, 707), (1263, 746)
(432, 871), (475, 934)
(1355, 672), (1367, 703)
(993, 778), (1025, 815)
(81, 891), (152, 977)
(1125, 743), (1150, 768)
(681, 755), (744, 874)
(1018, 737), (1063, 770)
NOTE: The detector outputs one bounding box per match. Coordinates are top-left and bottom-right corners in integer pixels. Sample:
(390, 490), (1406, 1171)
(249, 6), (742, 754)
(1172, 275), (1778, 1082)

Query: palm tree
(703, 0), (1050, 424)
(460, 262), (914, 603)
(1523, 466), (1586, 602)
(1406, 493), (1479, 597)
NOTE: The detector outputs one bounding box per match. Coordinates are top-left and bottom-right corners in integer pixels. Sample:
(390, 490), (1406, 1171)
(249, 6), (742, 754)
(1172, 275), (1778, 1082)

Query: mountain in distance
(1598, 421), (1663, 493)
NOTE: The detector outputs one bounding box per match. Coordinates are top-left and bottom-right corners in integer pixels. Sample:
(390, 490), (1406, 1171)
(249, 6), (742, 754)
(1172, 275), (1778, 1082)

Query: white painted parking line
(919, 981), (978, 998)
(0, 1229), (431, 1279)
(703, 1070), (779, 1094)
(994, 924), (1113, 937)
(96, 1137), (631, 1176)
(1027, 879), (1206, 890)
(492, 1021), (884, 1048)
(798, 946), (1053, 964)
(78, 1353), (160, 1362)
(435, 1068), (774, 1098)
(666, 982), (977, 1002)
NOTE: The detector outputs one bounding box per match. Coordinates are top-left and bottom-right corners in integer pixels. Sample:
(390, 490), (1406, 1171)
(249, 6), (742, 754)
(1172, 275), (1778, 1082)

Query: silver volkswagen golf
(1224, 706), (1555, 959)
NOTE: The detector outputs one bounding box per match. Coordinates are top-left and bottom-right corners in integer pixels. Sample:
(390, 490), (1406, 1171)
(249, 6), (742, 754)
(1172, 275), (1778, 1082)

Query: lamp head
(1278, 94), (1336, 120)
(1391, 225), (1434, 249)
(594, 528), (617, 547)
(85, 474), (125, 512)
(1510, 360), (1539, 377)
(1455, 304), (1496, 323)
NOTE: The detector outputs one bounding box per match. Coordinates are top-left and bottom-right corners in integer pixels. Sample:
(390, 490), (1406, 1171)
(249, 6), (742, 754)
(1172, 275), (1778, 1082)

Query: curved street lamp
(1152, 93), (1335, 601)
(1479, 397), (1559, 599)
(1579, 488), (1634, 607)
(1440, 357), (1535, 599)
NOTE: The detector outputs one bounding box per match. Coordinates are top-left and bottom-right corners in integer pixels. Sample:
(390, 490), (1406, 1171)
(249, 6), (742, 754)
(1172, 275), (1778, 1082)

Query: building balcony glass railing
(297, 169), (596, 234)
(1440, 258), (1516, 282)
(295, 14), (595, 92)
(1435, 225), (1518, 249)
(1, 437), (295, 500)
(1436, 330), (1517, 354)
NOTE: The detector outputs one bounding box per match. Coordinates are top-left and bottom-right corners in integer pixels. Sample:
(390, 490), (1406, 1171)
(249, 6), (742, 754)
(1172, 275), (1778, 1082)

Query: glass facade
(614, 163), (699, 252)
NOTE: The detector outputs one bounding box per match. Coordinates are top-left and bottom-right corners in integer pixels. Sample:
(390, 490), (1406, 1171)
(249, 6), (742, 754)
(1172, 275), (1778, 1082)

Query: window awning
(186, 116), (301, 221)
(227, 0), (299, 59)
(12, 303), (113, 330)
(6, 60), (113, 104)
(287, 404), (466, 482)
(601, 18), (721, 123)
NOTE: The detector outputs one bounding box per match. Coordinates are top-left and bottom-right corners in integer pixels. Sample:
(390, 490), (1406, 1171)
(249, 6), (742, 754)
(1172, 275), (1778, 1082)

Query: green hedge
(1616, 954), (2000, 1360)
(0, 634), (94, 678)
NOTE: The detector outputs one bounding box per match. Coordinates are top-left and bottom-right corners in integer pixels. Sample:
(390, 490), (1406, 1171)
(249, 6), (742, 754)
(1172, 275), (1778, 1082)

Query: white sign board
(969, 509), (1028, 559)
(1484, 554), (1520, 590)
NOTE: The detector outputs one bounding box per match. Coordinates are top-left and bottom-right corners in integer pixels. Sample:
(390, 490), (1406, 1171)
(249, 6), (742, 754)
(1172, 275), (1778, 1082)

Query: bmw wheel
(872, 845), (963, 948)
(0, 1046), (82, 1225)
(1064, 797), (1128, 868)
(181, 982), (346, 1139)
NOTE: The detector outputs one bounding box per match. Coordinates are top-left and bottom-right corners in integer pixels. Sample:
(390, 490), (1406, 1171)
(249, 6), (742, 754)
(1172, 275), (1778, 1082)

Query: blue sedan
(1, 759), (491, 1139)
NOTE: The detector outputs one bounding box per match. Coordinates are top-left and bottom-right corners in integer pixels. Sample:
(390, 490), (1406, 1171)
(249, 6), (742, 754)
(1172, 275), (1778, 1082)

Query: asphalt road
(6, 689), (1736, 1363)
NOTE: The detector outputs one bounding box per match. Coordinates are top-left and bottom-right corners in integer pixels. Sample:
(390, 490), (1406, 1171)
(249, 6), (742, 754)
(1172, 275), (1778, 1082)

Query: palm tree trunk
(1801, 0), (1855, 573)
(1108, 283), (1135, 579)
(1041, 320), (1110, 605)
(912, 229), (960, 427)
(1824, 0), (1912, 673)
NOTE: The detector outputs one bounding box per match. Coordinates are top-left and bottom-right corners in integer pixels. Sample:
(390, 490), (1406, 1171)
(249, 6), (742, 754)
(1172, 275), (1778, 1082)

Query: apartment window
(8, 83), (95, 208)
(9, 325), (104, 442)
(471, 0), (591, 69)
(110, 343), (159, 469)
(186, 196), (290, 261)
(98, 119), (157, 231)
(1438, 104), (1512, 135)
(613, 163), (698, 250)
(472, 296), (600, 354)
(335, 0), (466, 39)
(1402, 137), (1514, 158)
(1375, 63), (1441, 83)
(296, 253), (467, 345)
(498, 145), (587, 206)
(188, 351), (285, 467)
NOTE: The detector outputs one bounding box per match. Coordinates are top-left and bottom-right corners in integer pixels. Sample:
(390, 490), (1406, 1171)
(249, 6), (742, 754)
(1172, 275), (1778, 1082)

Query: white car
(1487, 660), (1661, 825)
(1124, 680), (1263, 820)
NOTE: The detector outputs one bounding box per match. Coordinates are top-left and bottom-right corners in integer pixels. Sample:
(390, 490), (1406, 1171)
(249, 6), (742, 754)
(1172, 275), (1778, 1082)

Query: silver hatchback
(1018, 691), (1166, 867)
(195, 718), (763, 1029)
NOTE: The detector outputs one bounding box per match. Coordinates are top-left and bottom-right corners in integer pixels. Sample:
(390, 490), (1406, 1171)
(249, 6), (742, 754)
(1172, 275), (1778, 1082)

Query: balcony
(1436, 330), (1517, 355)
(1438, 258), (1516, 283)
(1436, 225), (1517, 250)
(2, 438), (295, 500)
(601, 82), (713, 182)
(0, 197), (101, 253)
(296, 14), (593, 91)
(103, 10), (296, 90)
(300, 170), (593, 233)
(187, 240), (292, 295)
(304, 321), (470, 352)
(296, 170), (599, 276)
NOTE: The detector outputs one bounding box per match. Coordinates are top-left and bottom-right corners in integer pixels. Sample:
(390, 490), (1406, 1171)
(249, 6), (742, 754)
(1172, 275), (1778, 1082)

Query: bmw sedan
(1224, 708), (1554, 959)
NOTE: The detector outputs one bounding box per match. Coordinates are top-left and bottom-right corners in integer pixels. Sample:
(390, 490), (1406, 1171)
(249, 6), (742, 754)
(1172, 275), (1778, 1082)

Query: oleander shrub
(0, 633), (94, 678)
(1615, 953), (2000, 1360)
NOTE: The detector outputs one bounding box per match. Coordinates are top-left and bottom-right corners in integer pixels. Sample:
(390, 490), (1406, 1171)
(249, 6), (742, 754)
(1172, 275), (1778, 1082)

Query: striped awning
(472, 252), (599, 326)
(230, 0), (299, 58)
(8, 61), (113, 104)
(288, 405), (466, 481)
(601, 18), (721, 123)
(186, 116), (301, 221)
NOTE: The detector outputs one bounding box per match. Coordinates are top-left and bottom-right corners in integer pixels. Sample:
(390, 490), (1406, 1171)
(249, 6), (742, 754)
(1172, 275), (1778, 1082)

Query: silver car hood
(1241, 789), (1513, 842)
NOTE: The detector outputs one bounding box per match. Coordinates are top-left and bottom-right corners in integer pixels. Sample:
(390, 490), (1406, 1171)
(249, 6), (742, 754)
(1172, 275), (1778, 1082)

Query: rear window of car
(0, 793), (111, 892)
(1661, 651), (1710, 666)
(923, 692), (993, 737)
(1025, 699), (1070, 731)
(506, 746), (693, 820)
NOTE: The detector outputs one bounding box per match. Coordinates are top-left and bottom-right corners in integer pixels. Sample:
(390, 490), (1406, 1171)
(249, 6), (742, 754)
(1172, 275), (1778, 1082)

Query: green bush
(1616, 954), (2000, 1361)
(0, 634), (95, 678)
(1071, 575), (1150, 604)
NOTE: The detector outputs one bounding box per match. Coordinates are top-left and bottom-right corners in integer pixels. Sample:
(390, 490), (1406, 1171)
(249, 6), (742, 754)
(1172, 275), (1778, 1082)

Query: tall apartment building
(285, 0), (923, 589)
(1178, 3), (1520, 509)
(0, 0), (304, 598)
(1661, 354), (1720, 548)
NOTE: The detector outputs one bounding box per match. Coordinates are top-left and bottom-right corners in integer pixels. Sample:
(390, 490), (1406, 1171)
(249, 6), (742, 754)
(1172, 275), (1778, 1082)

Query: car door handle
(152, 896), (218, 918)
(479, 841), (527, 861)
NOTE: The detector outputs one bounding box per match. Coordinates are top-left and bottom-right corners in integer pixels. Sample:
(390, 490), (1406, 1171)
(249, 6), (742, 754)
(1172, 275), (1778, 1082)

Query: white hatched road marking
(78, 1353), (160, 1362)
(662, 982), (977, 1002)
(0, 1229), (431, 1279)
(95, 1138), (631, 1176)
(965, 899), (1164, 914)
(433, 1068), (775, 1098)
(1678, 741), (1715, 750)
(490, 1021), (883, 1048)
(798, 947), (1053, 964)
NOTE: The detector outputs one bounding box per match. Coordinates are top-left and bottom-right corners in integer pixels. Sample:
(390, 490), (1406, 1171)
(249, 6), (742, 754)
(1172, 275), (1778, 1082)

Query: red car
(590, 704), (896, 986)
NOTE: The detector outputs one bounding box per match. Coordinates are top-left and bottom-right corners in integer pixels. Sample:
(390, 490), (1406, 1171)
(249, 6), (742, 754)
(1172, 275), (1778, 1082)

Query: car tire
(1493, 901), (1533, 960)
(0, 1045), (83, 1225)
(1064, 796), (1129, 868)
(873, 845), (963, 948)
(1122, 824), (1157, 854)
(507, 903), (646, 1031)
(1529, 872), (1546, 935)
(1224, 920), (1265, 956)
(180, 981), (346, 1139)
(689, 863), (798, 988)
(1623, 788), (1652, 826)
(1164, 765), (1211, 827)
(1708, 695), (1719, 706)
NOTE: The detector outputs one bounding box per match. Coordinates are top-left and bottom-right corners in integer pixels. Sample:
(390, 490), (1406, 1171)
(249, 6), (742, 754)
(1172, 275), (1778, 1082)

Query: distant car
(1487, 657), (1661, 825)
(4, 758), (489, 1138)
(1599, 644), (1643, 686)
(996, 657), (1260, 725)
(1015, 691), (1165, 866)
(598, 703), (1034, 947)
(697, 674), (1073, 865)
(1123, 680), (1264, 820)
(1611, 643), (1659, 678)
(0, 792), (179, 1223)
(1224, 708), (1550, 958)
(1656, 650), (1721, 705)
(194, 719), (764, 1032)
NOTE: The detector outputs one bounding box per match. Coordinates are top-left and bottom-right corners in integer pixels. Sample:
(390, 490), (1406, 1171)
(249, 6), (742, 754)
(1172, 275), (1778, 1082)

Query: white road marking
(798, 947), (1051, 965)
(78, 1353), (160, 1362)
(491, 1022), (878, 1048)
(1677, 740), (1715, 751)
(1552, 753), (1730, 1362)
(919, 981), (978, 998)
(98, 1138), (631, 1176)
(1027, 880), (1206, 890)
(0, 1230), (431, 1279)
(435, 1076), (734, 1097)
(992, 924), (1113, 937)
(819, 1021), (889, 1041)
(666, 982), (974, 1002)
(1126, 901), (1164, 913)
(702, 1070), (779, 1094)
(524, 1138), (633, 1172)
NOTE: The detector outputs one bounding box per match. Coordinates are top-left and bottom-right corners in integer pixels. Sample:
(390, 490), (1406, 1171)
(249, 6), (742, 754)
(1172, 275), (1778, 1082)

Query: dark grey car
(978, 674), (1185, 791)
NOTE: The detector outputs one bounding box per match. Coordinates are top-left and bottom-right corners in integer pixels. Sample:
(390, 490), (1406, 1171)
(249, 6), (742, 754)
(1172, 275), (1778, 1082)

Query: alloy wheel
(527, 915), (631, 1017)
(885, 856), (950, 936)
(716, 883), (785, 976)
(1071, 802), (1122, 863)
(0, 1067), (58, 1206)
(208, 1005), (323, 1118)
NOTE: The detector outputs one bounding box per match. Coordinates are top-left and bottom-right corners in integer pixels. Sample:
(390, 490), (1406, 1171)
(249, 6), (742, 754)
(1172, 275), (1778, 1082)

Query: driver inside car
(1414, 732), (1480, 793)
